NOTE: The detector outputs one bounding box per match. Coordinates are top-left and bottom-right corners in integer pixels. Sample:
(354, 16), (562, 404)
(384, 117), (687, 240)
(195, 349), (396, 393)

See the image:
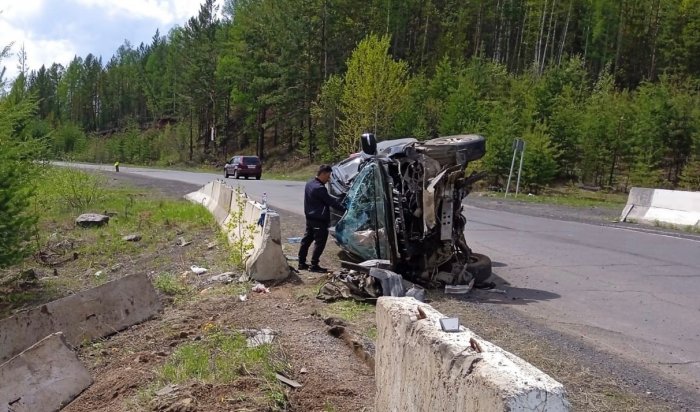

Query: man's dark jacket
(304, 178), (346, 223)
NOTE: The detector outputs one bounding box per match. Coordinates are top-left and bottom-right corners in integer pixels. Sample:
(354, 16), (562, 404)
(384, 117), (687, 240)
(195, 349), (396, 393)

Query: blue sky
(0, 0), (223, 81)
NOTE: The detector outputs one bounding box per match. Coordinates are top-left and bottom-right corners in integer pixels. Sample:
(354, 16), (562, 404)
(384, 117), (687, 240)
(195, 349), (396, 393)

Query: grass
(0, 167), (220, 315)
(160, 328), (287, 407)
(153, 273), (192, 297)
(323, 300), (374, 322)
(262, 167), (315, 182)
(481, 187), (628, 209)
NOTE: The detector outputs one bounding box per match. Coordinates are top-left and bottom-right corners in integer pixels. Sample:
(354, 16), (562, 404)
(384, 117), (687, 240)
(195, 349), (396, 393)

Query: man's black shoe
(309, 265), (329, 273)
(298, 263), (309, 270)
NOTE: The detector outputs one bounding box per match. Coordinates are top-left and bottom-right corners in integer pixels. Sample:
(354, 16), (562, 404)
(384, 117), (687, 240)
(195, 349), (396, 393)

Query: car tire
(224, 169), (229, 178)
(256, 175), (261, 180)
(466, 253), (491, 283)
(244, 176), (249, 180)
(234, 170), (239, 179)
(422, 134), (486, 165)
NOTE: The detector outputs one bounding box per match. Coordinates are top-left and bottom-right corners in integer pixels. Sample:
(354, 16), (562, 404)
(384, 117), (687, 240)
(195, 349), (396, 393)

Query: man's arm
(316, 185), (346, 212)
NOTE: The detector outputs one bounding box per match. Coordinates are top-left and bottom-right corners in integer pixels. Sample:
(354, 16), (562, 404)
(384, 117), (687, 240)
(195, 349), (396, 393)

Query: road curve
(60, 162), (700, 391)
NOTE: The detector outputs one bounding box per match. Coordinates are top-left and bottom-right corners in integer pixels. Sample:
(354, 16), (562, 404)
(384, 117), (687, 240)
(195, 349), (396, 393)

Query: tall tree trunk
(535, 0), (549, 69)
(648, 0), (661, 79)
(421, 5), (430, 68)
(614, 0), (626, 75)
(558, 0), (572, 64)
(322, 0), (328, 80)
(515, 3), (529, 72)
(257, 108), (266, 160)
(541, 0), (557, 74)
(474, 3), (483, 57)
(494, 0), (503, 62)
(189, 108), (193, 162)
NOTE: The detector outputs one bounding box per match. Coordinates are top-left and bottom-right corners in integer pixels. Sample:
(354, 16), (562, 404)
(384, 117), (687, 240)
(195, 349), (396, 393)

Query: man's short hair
(317, 164), (333, 176)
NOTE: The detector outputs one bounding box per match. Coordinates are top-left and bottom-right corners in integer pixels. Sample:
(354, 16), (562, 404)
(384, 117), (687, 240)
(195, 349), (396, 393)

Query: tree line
(3, 0), (699, 191)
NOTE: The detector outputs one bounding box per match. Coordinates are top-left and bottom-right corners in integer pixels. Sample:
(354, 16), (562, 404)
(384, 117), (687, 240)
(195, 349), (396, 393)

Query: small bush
(47, 168), (106, 210)
(153, 273), (191, 297)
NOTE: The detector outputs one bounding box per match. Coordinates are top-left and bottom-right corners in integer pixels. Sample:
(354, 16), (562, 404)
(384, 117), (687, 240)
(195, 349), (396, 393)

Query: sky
(0, 0), (223, 81)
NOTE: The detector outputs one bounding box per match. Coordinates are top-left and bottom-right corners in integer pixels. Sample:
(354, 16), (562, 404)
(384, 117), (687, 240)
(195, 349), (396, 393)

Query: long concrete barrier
(0, 273), (161, 363)
(621, 187), (700, 228)
(376, 297), (569, 411)
(0, 333), (92, 412)
(185, 180), (290, 281)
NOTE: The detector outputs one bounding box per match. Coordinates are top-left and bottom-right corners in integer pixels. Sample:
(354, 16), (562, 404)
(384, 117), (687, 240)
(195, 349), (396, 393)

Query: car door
(334, 161), (397, 263)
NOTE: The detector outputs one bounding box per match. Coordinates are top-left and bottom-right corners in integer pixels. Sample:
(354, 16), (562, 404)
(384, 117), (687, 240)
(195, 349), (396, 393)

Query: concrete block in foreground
(376, 297), (569, 412)
(0, 273), (161, 363)
(0, 332), (92, 412)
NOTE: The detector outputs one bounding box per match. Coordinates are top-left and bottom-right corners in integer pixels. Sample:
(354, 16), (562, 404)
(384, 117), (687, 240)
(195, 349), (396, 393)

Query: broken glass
(334, 162), (391, 260)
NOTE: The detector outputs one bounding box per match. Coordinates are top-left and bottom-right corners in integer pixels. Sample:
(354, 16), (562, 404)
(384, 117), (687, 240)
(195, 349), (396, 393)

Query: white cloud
(73, 0), (207, 25)
(0, 0), (224, 82)
(0, 17), (76, 80)
(0, 0), (45, 20)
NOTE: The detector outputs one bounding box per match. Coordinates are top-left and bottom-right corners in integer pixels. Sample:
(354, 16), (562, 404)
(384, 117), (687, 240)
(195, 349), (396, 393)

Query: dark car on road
(329, 134), (492, 287)
(224, 156), (262, 180)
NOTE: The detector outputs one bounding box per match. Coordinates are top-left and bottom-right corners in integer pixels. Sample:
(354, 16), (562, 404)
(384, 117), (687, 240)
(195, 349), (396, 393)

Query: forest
(2, 0), (699, 191)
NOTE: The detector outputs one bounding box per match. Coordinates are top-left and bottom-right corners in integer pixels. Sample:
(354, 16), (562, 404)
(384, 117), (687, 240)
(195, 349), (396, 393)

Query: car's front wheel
(255, 175), (261, 180)
(224, 169), (229, 178)
(466, 253), (492, 283)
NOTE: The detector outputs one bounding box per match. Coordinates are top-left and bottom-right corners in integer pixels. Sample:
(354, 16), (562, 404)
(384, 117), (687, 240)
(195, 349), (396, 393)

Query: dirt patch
(56, 172), (375, 412)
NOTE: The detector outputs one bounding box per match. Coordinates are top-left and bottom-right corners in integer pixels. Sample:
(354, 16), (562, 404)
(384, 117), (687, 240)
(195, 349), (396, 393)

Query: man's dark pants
(298, 218), (329, 266)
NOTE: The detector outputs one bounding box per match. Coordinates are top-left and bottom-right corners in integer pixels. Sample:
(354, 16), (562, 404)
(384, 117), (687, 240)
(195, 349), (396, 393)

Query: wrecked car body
(330, 134), (492, 289)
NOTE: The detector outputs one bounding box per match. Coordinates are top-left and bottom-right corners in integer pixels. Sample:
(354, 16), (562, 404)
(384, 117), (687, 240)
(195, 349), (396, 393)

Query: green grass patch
(481, 188), (628, 209)
(262, 163), (316, 182)
(154, 273), (192, 297)
(0, 166), (220, 315)
(323, 300), (375, 322)
(161, 329), (286, 407)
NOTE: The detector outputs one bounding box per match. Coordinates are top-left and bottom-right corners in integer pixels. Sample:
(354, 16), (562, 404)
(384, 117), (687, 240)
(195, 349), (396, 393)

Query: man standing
(299, 165), (346, 272)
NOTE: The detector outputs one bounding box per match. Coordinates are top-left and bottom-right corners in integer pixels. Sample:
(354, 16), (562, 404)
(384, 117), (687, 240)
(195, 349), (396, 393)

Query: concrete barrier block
(376, 297), (569, 412)
(246, 211), (290, 281)
(0, 273), (161, 363)
(621, 187), (700, 227)
(0, 332), (92, 412)
(213, 184), (233, 225)
(187, 182), (290, 282)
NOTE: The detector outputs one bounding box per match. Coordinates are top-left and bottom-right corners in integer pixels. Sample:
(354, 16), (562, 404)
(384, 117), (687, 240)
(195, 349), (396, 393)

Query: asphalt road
(61, 162), (700, 392)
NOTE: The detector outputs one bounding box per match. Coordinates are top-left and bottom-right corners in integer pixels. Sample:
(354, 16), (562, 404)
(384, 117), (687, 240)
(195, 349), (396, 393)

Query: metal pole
(515, 142), (526, 197)
(505, 143), (518, 198)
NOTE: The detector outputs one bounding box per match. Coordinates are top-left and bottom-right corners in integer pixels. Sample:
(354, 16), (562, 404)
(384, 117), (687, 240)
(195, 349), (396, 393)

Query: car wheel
(421, 134), (486, 166)
(244, 175), (249, 179)
(234, 170), (239, 179)
(466, 252), (492, 283)
(224, 169), (229, 178)
(256, 175), (261, 180)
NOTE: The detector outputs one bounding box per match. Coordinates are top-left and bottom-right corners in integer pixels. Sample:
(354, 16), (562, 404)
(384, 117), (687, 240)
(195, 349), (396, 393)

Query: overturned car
(329, 134), (492, 289)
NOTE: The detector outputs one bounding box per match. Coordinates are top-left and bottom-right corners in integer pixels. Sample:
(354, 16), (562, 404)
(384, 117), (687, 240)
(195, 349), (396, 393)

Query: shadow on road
(491, 261), (508, 268)
(470, 271), (561, 305)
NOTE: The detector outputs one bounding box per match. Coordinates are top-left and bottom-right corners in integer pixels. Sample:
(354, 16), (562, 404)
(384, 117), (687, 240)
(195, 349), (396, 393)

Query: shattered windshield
(334, 162), (392, 261)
